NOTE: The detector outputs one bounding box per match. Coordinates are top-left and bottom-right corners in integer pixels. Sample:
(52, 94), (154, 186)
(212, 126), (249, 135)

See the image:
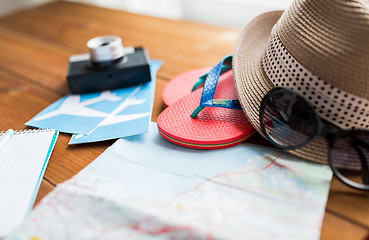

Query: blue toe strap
(192, 64), (233, 92)
(191, 55), (242, 118)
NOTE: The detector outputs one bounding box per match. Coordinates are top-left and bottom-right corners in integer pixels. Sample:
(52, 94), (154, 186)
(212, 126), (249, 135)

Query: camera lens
(87, 36), (125, 67)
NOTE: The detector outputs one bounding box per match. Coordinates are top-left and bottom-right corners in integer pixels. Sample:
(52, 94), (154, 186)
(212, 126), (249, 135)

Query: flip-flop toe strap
(191, 64), (233, 92)
(191, 55), (242, 118)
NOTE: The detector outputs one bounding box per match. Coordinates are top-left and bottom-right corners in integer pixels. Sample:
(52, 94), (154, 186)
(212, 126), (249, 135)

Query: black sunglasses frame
(259, 87), (369, 191)
(327, 130), (369, 191)
(259, 87), (323, 150)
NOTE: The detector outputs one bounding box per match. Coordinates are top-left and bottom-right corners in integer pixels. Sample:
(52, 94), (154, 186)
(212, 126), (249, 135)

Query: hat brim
(233, 11), (328, 164)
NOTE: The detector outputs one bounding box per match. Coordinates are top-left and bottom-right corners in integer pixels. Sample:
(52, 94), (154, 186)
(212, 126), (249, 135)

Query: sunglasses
(259, 87), (369, 191)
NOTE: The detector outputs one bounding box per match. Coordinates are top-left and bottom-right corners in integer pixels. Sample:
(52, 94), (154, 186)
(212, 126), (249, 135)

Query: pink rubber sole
(157, 70), (255, 149)
(162, 67), (211, 106)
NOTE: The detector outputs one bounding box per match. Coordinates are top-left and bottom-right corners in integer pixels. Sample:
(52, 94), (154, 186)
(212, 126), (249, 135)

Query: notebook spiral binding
(0, 129), (56, 135)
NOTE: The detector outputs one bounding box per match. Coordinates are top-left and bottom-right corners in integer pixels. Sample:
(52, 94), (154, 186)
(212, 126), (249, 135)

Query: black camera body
(66, 36), (151, 94)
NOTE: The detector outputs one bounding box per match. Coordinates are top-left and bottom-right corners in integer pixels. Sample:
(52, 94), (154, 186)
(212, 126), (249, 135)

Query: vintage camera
(67, 36), (151, 94)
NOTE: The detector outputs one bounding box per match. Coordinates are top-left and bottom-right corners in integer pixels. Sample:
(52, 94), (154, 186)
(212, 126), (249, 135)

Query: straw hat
(233, 0), (369, 164)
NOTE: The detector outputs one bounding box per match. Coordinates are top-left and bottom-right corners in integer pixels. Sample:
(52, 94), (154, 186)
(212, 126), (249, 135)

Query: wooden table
(0, 1), (367, 239)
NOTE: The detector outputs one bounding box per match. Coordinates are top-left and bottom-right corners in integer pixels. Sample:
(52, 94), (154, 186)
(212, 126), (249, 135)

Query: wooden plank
(0, 1), (238, 80)
(0, 2), (368, 238)
(0, 69), (59, 130)
(321, 212), (369, 240)
(34, 180), (55, 207)
(152, 77), (169, 122)
(0, 26), (71, 94)
(326, 177), (369, 228)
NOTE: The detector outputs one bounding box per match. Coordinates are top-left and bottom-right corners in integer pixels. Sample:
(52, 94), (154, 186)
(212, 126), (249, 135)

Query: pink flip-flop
(157, 55), (255, 149)
(162, 67), (211, 106)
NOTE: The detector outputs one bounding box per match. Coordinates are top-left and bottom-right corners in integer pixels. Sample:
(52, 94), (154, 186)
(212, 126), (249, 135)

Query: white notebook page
(0, 129), (58, 237)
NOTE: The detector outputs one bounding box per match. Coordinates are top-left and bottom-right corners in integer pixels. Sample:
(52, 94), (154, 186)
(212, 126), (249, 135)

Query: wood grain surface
(0, 1), (367, 239)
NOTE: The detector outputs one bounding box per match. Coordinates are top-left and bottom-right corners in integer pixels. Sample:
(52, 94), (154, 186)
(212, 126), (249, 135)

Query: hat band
(261, 33), (369, 130)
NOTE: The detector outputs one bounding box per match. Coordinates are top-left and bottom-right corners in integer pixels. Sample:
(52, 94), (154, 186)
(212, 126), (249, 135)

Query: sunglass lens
(330, 132), (369, 190)
(260, 88), (320, 149)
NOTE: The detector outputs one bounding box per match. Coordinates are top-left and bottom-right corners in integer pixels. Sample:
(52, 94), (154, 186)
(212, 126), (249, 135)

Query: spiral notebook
(0, 129), (58, 237)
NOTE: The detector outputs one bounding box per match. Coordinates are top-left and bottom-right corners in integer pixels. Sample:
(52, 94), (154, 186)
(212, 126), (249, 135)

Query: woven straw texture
(234, 0), (369, 164)
(232, 12), (319, 164)
(277, 0), (369, 99)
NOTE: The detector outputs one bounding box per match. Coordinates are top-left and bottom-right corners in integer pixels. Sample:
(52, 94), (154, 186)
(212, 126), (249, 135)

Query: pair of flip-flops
(157, 55), (255, 149)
